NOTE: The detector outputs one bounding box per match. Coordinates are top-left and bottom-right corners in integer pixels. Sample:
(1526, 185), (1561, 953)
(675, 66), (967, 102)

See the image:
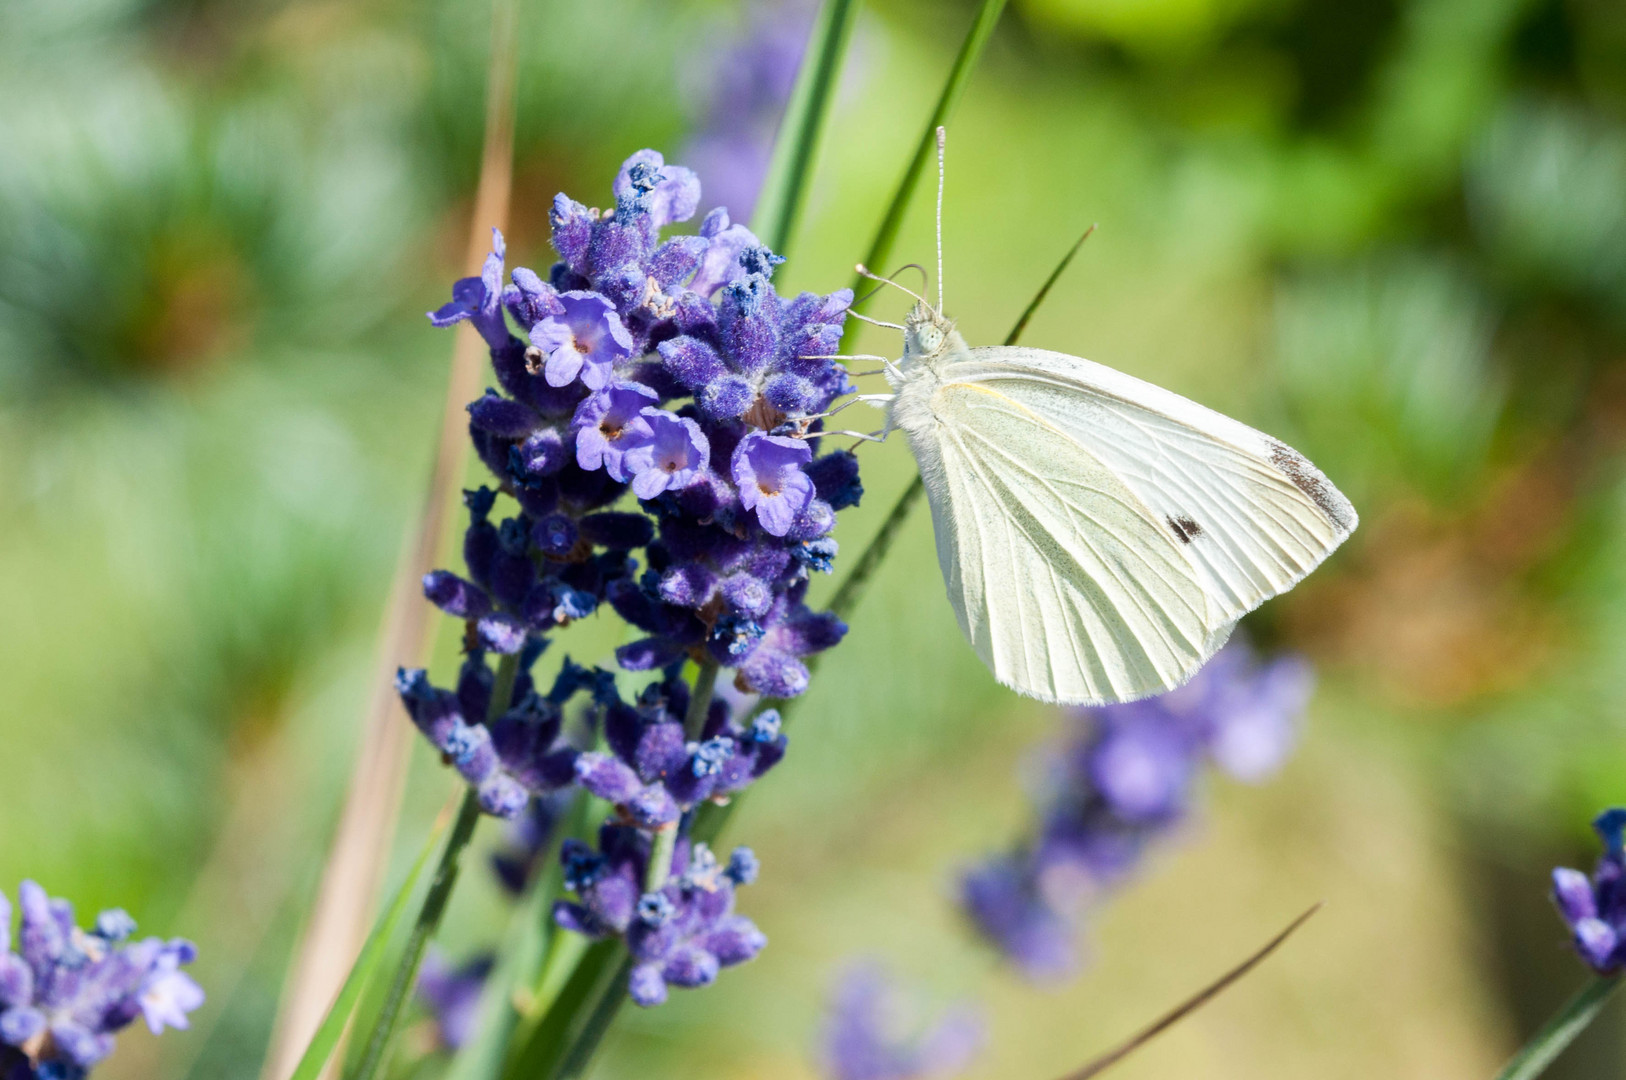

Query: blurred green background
(3, 0), (1626, 1076)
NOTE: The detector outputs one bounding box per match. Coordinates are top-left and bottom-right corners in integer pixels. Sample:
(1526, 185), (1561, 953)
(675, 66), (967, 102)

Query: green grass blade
(499, 939), (623, 1080)
(348, 788), (484, 1080)
(1491, 976), (1622, 1080)
(442, 799), (577, 1080)
(850, 0), (1008, 299)
(750, 0), (862, 255)
(285, 812), (450, 1080)
(1003, 224), (1095, 347)
(552, 955), (634, 1080)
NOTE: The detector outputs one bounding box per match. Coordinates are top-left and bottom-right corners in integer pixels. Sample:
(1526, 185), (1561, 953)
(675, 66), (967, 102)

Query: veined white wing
(946, 346), (1358, 622)
(902, 378), (1236, 704)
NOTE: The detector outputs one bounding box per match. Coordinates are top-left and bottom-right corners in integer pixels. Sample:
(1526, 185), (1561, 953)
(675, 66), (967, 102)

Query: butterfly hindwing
(907, 377), (1223, 704)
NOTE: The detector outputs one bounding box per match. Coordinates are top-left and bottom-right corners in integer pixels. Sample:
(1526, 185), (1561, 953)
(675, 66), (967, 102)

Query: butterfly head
(903, 301), (954, 363)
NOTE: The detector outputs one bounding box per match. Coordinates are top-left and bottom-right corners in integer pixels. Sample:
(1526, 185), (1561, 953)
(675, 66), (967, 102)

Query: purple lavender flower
(820, 964), (984, 1080)
(572, 382), (658, 481)
(613, 150), (702, 229)
(688, 209), (761, 298)
(530, 291), (635, 390)
(1551, 809), (1626, 973)
(428, 228), (511, 349)
(395, 655), (585, 820)
(567, 671), (787, 821)
(417, 951), (493, 1051)
(491, 795), (567, 896)
(0, 882), (203, 1077)
(552, 829), (766, 1007)
(733, 432), (814, 536)
(962, 643), (1312, 979)
(624, 410), (710, 500)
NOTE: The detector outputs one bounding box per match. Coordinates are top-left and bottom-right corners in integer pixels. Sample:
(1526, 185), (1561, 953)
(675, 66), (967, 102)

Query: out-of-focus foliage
(2, 0), (1626, 1077)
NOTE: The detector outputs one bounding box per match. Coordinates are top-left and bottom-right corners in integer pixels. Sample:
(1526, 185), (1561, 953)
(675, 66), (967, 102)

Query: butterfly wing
(899, 376), (1232, 704)
(948, 346), (1358, 622)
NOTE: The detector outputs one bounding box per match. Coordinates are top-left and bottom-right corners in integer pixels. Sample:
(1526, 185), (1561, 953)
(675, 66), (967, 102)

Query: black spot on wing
(1268, 441), (1356, 532)
(1166, 515), (1203, 544)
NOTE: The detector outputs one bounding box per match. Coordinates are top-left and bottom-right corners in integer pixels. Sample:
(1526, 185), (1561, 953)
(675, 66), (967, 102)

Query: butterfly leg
(799, 394), (897, 423)
(820, 428), (889, 445)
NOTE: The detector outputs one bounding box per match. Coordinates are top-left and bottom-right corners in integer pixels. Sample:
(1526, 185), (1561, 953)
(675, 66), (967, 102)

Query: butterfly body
(883, 301), (1356, 705)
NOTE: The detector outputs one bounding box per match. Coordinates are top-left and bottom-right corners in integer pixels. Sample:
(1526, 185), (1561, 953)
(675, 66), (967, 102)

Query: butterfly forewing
(949, 346), (1357, 623)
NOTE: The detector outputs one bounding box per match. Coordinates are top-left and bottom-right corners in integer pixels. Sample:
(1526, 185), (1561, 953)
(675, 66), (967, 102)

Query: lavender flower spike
(0, 881), (203, 1078)
(733, 432), (814, 536)
(962, 642), (1312, 980)
(1551, 808), (1626, 973)
(419, 150), (865, 998)
(531, 291), (634, 390)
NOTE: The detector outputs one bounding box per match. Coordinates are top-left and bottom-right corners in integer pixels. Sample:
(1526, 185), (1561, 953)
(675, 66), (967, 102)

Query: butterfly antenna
(935, 125), (947, 314)
(855, 264), (934, 309)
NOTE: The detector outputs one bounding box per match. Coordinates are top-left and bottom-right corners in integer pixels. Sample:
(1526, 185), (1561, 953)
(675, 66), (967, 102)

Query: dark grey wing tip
(1267, 441), (1358, 536)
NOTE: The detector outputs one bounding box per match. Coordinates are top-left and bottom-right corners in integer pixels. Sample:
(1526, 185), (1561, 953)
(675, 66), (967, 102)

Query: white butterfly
(833, 131), (1356, 706)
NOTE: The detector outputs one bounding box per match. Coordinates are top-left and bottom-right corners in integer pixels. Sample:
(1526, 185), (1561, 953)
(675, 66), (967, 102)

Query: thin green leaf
(1003, 224), (1095, 347)
(1058, 904), (1321, 1080)
(348, 788), (484, 1080)
(442, 796), (580, 1080)
(850, 0), (1009, 300)
(750, 0), (861, 255)
(347, 652), (519, 1080)
(1492, 976), (1623, 1080)
(285, 812), (450, 1080)
(500, 940), (623, 1080)
(551, 955), (634, 1080)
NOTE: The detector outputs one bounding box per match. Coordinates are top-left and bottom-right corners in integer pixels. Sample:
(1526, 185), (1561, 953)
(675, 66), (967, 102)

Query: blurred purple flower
(1552, 808), (1626, 973)
(820, 963), (983, 1080)
(681, 2), (818, 221)
(961, 642), (1312, 979)
(417, 950), (494, 1051)
(0, 882), (203, 1077)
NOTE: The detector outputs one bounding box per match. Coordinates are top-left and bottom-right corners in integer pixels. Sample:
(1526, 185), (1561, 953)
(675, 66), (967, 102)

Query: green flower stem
(552, 955), (635, 1080)
(500, 939), (624, 1080)
(684, 660), (721, 740)
(349, 788), (481, 1080)
(645, 660), (721, 894)
(1491, 976), (1623, 1080)
(349, 650), (520, 1080)
(643, 827), (678, 894)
